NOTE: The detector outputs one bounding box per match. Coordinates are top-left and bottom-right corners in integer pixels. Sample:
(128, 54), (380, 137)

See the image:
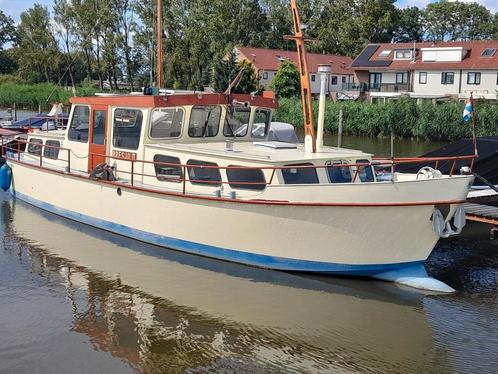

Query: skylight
(378, 50), (391, 57)
(481, 48), (496, 57)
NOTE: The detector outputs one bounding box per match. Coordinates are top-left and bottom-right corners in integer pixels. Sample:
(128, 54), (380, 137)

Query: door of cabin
(88, 106), (108, 172)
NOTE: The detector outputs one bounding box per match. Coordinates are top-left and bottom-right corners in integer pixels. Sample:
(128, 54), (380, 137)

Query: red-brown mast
(285, 0), (316, 152)
(156, 0), (163, 88)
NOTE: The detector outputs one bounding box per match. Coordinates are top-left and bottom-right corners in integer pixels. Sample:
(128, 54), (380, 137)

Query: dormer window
(394, 50), (412, 60)
(481, 48), (496, 57)
(378, 50), (391, 58)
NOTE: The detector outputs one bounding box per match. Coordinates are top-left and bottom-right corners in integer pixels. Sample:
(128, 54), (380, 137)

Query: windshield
(224, 106), (251, 137)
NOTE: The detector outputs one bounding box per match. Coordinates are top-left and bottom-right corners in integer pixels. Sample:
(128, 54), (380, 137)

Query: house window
(481, 48), (496, 57)
(342, 76), (347, 83)
(224, 106), (251, 137)
(396, 72), (408, 84)
(395, 50), (412, 60)
(43, 140), (60, 160)
(150, 108), (184, 138)
(27, 138), (43, 156)
(188, 106), (221, 138)
(112, 108), (143, 150)
(311, 74), (316, 82)
(262, 72), (268, 80)
(378, 50), (391, 58)
(251, 109), (271, 139)
(419, 72), (427, 84)
(153, 155), (183, 182)
(467, 72), (481, 85)
(331, 76), (338, 85)
(327, 161), (352, 183)
(68, 105), (90, 143)
(187, 160), (221, 186)
(441, 72), (454, 85)
(282, 163), (318, 184)
(227, 166), (266, 191)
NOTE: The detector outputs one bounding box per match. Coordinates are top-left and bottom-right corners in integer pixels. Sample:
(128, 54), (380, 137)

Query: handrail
(1, 134), (477, 191)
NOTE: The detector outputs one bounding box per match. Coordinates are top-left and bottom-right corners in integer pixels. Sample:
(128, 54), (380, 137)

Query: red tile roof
(235, 46), (354, 75)
(352, 40), (498, 71)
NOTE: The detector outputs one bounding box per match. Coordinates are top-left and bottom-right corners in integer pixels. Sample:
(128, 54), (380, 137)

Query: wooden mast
(285, 0), (316, 153)
(156, 0), (163, 88)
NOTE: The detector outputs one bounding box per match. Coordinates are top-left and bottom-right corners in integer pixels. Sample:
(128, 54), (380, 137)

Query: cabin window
(27, 138), (43, 156)
(356, 159), (375, 182)
(188, 106), (221, 137)
(331, 76), (338, 85)
(92, 110), (106, 145)
(112, 108), (143, 150)
(68, 105), (90, 143)
(43, 140), (60, 160)
(187, 160), (221, 186)
(227, 166), (266, 191)
(282, 163), (318, 184)
(153, 155), (183, 182)
(224, 106), (251, 137)
(327, 161), (352, 183)
(150, 108), (184, 138)
(251, 109), (271, 139)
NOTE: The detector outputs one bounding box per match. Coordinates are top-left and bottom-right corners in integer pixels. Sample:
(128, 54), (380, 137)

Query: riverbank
(0, 81), (97, 109)
(274, 97), (498, 141)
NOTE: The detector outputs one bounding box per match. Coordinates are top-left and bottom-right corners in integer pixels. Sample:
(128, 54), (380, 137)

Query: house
(233, 46), (355, 95)
(351, 40), (498, 102)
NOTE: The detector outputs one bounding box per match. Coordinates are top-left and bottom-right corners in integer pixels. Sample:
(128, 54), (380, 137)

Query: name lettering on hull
(112, 150), (137, 160)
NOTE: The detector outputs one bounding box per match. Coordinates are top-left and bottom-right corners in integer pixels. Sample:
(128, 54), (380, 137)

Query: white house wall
(259, 70), (353, 94)
(412, 70), (461, 95)
(460, 70), (498, 95)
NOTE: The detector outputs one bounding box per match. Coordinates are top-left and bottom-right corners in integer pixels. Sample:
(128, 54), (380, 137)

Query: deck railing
(1, 136), (478, 196)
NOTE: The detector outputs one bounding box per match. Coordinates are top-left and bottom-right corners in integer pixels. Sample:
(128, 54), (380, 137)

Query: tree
(14, 4), (60, 83)
(212, 53), (258, 94)
(0, 10), (15, 50)
(393, 7), (424, 42)
(270, 61), (300, 98)
(424, 1), (493, 41)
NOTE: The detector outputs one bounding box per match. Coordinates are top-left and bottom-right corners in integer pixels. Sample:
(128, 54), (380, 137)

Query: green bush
(273, 97), (498, 141)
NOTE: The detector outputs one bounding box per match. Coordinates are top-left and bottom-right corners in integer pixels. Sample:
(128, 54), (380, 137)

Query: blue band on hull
(12, 190), (424, 276)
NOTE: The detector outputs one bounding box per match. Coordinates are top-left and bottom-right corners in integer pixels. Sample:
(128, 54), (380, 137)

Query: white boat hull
(7, 161), (470, 281)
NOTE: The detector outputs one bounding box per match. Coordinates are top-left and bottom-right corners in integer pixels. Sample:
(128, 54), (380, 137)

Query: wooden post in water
(38, 104), (41, 114)
(338, 109), (343, 148)
(13, 103), (17, 121)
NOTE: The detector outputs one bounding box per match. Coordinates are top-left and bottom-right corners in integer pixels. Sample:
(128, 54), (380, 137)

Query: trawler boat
(0, 90), (475, 292)
(0, 0), (476, 292)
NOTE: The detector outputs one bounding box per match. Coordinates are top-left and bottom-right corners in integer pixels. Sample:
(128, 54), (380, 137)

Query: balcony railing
(342, 83), (409, 93)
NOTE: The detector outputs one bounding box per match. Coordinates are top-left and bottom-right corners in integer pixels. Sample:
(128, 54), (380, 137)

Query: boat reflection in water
(4, 198), (450, 373)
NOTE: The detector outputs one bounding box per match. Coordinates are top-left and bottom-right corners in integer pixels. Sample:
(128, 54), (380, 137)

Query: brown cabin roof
(236, 46), (354, 75)
(352, 40), (498, 71)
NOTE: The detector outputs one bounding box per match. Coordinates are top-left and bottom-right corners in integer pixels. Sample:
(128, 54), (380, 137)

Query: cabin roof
(146, 141), (370, 163)
(70, 93), (278, 109)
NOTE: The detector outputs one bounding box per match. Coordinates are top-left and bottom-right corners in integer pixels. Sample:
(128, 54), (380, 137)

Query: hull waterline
(7, 161), (465, 292)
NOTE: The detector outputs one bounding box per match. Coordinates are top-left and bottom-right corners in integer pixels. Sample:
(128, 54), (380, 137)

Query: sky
(0, 0), (496, 22)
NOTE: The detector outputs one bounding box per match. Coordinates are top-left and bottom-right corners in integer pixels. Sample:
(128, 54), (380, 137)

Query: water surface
(0, 194), (497, 373)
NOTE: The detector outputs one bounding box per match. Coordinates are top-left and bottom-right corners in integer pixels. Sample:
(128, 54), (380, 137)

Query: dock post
(338, 109), (343, 148)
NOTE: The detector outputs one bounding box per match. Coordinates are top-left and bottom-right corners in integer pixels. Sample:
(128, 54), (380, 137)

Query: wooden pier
(464, 203), (498, 226)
